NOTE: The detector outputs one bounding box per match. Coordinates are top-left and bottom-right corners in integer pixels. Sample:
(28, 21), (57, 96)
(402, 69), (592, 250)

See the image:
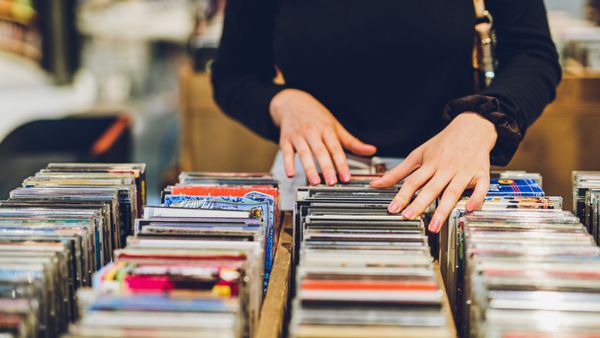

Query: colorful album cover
(485, 179), (544, 197)
(163, 193), (276, 274)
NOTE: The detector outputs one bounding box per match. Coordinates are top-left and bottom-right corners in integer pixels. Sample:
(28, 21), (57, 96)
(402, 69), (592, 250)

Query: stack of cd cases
(0, 163), (145, 338)
(441, 195), (564, 312)
(443, 172), (600, 337)
(67, 235), (264, 338)
(442, 173), (555, 307)
(65, 172), (279, 338)
(290, 185), (455, 338)
(572, 171), (600, 242)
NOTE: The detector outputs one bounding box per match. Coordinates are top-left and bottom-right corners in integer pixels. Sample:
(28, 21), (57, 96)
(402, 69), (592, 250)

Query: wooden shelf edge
(255, 213), (293, 338)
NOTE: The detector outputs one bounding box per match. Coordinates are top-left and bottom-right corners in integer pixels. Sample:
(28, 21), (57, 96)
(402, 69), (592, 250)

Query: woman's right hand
(270, 89), (377, 185)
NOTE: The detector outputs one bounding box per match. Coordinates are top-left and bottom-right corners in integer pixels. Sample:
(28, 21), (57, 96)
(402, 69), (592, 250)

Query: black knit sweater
(211, 0), (561, 165)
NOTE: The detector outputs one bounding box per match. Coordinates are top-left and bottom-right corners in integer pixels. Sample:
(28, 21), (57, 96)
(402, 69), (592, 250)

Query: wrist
(269, 89), (296, 127)
(453, 112), (498, 151)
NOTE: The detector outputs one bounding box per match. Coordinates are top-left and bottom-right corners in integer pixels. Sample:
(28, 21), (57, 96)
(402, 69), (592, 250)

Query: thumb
(336, 124), (377, 156)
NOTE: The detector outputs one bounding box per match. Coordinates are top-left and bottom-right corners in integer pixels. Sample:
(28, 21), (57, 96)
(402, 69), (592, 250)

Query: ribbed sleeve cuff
(442, 95), (522, 166)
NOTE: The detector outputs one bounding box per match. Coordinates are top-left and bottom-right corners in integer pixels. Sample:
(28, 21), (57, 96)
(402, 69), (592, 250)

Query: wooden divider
(256, 213), (293, 338)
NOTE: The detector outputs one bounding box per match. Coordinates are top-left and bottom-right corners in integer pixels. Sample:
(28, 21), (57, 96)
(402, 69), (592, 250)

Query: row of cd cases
(0, 163), (146, 338)
(0, 167), (280, 338)
(573, 171), (600, 243)
(441, 171), (600, 337)
(291, 184), (455, 338)
(288, 171), (549, 338)
(5, 164), (600, 338)
(64, 172), (280, 338)
(291, 171), (600, 338)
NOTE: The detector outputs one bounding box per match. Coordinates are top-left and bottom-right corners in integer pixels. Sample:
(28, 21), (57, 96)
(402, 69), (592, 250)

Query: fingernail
(465, 202), (473, 212)
(340, 173), (351, 183)
(370, 178), (382, 186)
(309, 176), (320, 185)
(326, 174), (337, 186)
(388, 199), (402, 214)
(286, 171), (295, 178)
(429, 217), (442, 233)
(401, 207), (415, 219)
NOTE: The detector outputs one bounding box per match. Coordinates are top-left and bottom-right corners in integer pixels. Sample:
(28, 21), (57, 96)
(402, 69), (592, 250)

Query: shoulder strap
(472, 0), (496, 89)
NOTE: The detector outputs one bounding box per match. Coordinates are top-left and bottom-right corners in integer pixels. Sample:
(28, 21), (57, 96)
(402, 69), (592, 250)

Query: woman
(210, 0), (561, 233)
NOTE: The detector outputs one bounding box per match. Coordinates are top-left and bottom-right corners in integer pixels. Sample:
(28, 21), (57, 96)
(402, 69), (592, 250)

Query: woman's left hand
(370, 112), (498, 233)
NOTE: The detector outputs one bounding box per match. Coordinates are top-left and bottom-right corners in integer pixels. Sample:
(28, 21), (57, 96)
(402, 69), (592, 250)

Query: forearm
(211, 62), (286, 141)
(445, 0), (561, 166)
(210, 0), (285, 141)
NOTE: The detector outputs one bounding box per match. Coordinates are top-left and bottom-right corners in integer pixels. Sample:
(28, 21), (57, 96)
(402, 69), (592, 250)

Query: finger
(323, 132), (351, 182)
(336, 124), (377, 156)
(387, 165), (435, 214)
(281, 141), (295, 177)
(307, 133), (337, 186)
(370, 150), (422, 188)
(429, 175), (472, 233)
(292, 138), (320, 185)
(466, 173), (490, 212)
(403, 172), (454, 220)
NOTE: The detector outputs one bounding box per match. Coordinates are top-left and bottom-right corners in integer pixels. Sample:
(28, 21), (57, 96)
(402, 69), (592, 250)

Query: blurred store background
(0, 0), (599, 206)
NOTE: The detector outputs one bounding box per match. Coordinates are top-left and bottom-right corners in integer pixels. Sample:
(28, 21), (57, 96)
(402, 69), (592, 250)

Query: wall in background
(545, 0), (586, 17)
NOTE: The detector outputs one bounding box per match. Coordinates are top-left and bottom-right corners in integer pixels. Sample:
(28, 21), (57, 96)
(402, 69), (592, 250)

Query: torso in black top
(211, 0), (561, 163)
(272, 0), (474, 156)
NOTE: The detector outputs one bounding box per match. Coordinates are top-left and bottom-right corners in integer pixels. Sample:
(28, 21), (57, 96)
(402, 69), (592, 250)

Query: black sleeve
(444, 0), (562, 166)
(210, 0), (285, 142)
